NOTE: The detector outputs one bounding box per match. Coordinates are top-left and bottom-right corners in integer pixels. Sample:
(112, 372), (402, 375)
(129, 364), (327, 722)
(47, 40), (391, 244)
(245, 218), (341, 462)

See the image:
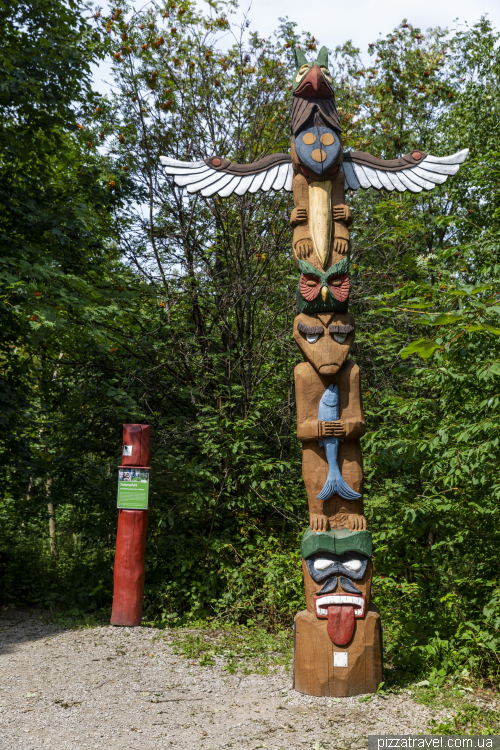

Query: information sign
(117, 467), (149, 509)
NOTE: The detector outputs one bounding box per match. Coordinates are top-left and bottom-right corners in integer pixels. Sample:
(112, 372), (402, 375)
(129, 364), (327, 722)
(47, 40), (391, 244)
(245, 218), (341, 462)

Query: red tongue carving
(327, 605), (355, 645)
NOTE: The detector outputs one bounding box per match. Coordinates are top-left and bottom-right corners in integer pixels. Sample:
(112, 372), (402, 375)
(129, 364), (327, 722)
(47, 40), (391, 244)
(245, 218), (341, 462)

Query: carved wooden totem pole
(161, 46), (468, 695)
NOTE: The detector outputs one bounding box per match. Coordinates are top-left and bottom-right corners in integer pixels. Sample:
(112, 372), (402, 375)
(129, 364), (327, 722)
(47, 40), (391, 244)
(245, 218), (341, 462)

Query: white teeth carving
(316, 595), (362, 606)
(314, 594), (365, 618)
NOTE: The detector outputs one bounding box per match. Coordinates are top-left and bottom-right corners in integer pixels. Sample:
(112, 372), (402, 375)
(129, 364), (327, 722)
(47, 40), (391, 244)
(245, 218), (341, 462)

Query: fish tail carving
(317, 473), (362, 501)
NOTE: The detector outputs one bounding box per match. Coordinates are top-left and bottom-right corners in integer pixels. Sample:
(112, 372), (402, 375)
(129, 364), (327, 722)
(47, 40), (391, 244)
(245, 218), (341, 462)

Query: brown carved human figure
(293, 312), (366, 532)
(290, 145), (352, 270)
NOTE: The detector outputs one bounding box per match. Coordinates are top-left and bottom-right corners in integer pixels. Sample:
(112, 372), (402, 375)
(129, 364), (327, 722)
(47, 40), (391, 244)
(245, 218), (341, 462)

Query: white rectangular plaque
(334, 652), (348, 667)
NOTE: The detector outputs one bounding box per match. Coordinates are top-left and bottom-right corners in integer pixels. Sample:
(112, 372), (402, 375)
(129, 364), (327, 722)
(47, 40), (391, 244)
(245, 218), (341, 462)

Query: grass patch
(410, 683), (500, 735)
(164, 624), (293, 675)
(361, 666), (500, 735)
(41, 607), (111, 629)
(429, 701), (500, 735)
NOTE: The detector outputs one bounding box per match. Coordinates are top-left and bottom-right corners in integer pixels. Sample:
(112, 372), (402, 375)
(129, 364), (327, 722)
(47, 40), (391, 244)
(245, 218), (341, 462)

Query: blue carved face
(305, 552), (368, 583)
(295, 126), (341, 177)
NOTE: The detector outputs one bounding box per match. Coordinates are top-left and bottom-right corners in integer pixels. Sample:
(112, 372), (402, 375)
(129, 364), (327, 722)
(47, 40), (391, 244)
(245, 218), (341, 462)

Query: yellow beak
(321, 286), (329, 303)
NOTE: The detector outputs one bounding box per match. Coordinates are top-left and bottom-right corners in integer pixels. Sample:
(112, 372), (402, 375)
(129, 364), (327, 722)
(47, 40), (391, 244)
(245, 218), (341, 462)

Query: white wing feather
(397, 171), (423, 193)
(416, 161), (461, 176)
(248, 171), (267, 194)
(262, 165), (280, 191)
(234, 174), (257, 196)
(376, 170), (396, 192)
(353, 165), (372, 190)
(361, 166), (384, 190)
(272, 163), (290, 191)
(218, 176), (241, 198)
(425, 149), (469, 165)
(200, 173), (235, 197)
(159, 156), (207, 170)
(185, 171), (224, 194)
(400, 170), (436, 191)
(160, 155), (293, 197)
(344, 148), (469, 193)
(172, 168), (212, 187)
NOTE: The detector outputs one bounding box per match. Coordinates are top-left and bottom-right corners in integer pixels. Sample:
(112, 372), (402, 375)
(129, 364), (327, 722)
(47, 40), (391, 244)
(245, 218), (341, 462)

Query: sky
(236, 0), (500, 55)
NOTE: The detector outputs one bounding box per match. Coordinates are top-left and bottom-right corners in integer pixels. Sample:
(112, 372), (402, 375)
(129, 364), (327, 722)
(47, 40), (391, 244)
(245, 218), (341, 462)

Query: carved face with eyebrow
(301, 550), (373, 644)
(293, 313), (355, 376)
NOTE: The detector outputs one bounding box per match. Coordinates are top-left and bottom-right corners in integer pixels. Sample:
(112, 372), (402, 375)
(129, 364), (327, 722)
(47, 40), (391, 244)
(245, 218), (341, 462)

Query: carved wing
(159, 153), (293, 197)
(342, 148), (469, 193)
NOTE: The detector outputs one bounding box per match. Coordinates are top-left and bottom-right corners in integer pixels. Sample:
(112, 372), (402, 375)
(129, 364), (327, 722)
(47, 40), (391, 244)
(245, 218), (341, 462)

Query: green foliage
(0, 0), (101, 157)
(351, 16), (500, 683)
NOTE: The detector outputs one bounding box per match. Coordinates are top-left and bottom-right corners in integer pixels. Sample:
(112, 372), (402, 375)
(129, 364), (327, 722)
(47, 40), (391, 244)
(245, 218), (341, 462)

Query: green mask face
(296, 258), (350, 314)
(292, 45), (333, 94)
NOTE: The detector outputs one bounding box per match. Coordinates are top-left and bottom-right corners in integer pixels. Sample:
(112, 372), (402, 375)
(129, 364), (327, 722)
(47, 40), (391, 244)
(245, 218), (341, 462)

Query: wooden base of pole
(110, 509), (149, 627)
(293, 606), (383, 696)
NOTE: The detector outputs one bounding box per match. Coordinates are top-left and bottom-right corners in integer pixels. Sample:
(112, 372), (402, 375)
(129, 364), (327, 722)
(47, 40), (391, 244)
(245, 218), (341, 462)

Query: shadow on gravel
(0, 608), (96, 654)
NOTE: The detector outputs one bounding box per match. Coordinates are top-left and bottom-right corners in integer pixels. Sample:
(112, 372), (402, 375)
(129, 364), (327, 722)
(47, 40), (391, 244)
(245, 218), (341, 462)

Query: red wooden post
(111, 424), (151, 627)
(121, 423), (151, 467)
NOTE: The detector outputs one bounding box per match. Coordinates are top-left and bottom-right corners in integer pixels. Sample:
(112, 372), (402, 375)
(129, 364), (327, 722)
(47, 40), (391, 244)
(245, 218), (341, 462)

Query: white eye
(306, 334), (319, 344)
(320, 65), (332, 82)
(333, 333), (347, 343)
(343, 559), (362, 572)
(296, 64), (309, 82)
(314, 558), (333, 571)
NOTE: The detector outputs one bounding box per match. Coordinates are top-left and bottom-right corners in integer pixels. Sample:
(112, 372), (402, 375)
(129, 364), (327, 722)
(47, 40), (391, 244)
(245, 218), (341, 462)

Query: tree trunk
(46, 478), (58, 557)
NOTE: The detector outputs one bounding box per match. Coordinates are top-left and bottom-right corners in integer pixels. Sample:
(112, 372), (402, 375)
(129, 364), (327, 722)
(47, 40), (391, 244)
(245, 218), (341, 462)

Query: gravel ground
(0, 610), (447, 750)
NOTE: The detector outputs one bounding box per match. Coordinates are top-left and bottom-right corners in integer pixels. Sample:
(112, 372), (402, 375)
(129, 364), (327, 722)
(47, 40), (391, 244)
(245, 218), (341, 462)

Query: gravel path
(0, 611), (446, 750)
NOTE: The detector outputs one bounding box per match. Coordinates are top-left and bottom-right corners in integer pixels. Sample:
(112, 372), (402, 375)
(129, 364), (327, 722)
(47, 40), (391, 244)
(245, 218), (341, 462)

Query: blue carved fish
(317, 384), (361, 501)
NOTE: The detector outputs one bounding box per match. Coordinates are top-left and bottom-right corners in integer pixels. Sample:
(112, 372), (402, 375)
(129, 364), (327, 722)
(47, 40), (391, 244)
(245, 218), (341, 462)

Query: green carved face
(292, 45), (333, 94)
(296, 258), (350, 314)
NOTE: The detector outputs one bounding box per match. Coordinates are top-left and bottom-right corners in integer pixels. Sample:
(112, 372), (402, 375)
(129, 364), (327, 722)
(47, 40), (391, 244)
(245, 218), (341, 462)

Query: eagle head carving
(292, 46), (334, 99)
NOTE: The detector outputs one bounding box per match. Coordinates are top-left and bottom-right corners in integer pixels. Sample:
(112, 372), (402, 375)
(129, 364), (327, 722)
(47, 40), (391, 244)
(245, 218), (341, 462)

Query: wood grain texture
(290, 145), (352, 270)
(293, 605), (383, 697)
(308, 180), (332, 267)
(293, 313), (366, 531)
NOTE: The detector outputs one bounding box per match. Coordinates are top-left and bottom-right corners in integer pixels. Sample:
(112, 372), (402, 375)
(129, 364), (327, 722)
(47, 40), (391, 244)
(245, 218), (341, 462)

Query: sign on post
(117, 467), (150, 510)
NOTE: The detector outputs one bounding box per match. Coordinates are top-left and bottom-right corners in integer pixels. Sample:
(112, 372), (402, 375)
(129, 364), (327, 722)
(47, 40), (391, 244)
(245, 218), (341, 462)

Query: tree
(346, 18), (500, 678)
(0, 0), (140, 601)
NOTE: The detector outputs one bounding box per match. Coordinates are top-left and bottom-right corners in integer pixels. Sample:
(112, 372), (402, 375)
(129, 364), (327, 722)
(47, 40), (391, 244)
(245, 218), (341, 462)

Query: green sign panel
(117, 467), (149, 509)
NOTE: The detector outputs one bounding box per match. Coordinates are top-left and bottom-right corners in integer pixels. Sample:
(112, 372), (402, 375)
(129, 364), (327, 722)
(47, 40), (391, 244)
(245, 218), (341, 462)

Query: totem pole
(160, 46), (467, 695)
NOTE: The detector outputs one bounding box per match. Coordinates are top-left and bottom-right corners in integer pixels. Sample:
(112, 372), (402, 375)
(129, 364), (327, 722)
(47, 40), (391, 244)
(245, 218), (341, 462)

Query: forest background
(2, 0), (500, 686)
